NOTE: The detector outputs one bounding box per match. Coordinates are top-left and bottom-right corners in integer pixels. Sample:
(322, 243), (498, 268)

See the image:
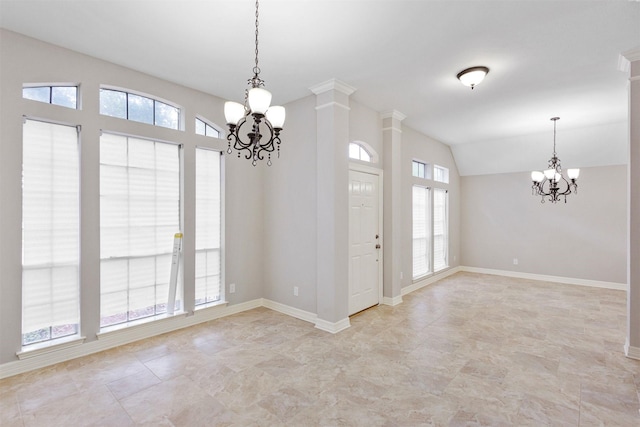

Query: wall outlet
(513, 258), (519, 265)
(293, 286), (299, 296)
(229, 283), (236, 293)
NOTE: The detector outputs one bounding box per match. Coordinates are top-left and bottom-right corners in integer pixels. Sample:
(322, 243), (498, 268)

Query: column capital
(380, 110), (407, 121)
(309, 79), (357, 96)
(619, 46), (640, 75)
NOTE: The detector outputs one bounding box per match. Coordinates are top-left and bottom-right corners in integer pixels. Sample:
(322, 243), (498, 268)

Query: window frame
(98, 132), (183, 329)
(412, 184), (432, 280)
(434, 164), (449, 184)
(412, 160), (429, 179)
(195, 117), (222, 138)
(99, 87), (182, 130)
(22, 84), (79, 109)
(21, 118), (81, 346)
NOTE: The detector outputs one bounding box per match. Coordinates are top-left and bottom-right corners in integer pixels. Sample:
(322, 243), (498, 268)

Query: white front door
(348, 169), (381, 315)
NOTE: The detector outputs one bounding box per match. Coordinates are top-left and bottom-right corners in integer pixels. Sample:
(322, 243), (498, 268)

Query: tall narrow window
(100, 133), (181, 328)
(433, 188), (449, 271)
(22, 119), (80, 345)
(412, 185), (431, 279)
(195, 148), (222, 306)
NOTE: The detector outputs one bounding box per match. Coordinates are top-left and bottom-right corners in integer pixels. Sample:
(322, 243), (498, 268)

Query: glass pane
(23, 87), (50, 103)
(349, 143), (360, 159)
(360, 148), (371, 162)
(412, 161), (419, 177)
(128, 94), (153, 125)
(51, 86), (77, 109)
(100, 89), (127, 119)
(195, 118), (206, 135)
(155, 101), (179, 129)
(205, 124), (220, 138)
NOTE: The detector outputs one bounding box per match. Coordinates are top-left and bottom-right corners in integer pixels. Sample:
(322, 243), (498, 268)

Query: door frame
(348, 162), (384, 312)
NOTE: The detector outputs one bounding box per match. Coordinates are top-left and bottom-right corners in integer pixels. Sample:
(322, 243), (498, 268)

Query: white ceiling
(1, 0), (639, 174)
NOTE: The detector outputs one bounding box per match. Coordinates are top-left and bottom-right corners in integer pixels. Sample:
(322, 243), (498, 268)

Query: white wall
(460, 165), (627, 284)
(0, 30), (265, 365)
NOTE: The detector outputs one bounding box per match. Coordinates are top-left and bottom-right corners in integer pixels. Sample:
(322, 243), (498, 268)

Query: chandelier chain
(253, 0), (260, 77)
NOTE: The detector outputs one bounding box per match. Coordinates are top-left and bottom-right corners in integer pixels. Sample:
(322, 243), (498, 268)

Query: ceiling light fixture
(531, 117), (579, 204)
(224, 0), (285, 166)
(456, 66), (489, 90)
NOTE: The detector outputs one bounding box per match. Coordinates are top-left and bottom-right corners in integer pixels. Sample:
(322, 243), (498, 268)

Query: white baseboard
(314, 317), (351, 334)
(402, 266), (462, 296)
(460, 266), (627, 291)
(625, 340), (640, 360)
(262, 298), (317, 324)
(382, 295), (403, 306)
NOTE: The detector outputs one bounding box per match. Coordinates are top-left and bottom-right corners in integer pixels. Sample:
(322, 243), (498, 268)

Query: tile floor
(1, 272), (639, 426)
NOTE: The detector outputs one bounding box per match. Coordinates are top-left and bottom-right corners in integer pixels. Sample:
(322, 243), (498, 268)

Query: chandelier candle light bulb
(531, 117), (579, 203)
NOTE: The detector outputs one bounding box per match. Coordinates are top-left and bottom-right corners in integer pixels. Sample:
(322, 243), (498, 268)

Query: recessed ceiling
(1, 0), (639, 172)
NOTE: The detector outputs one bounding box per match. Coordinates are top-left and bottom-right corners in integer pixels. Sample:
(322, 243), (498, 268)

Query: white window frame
(412, 185), (431, 280)
(433, 188), (449, 272)
(195, 147), (223, 307)
(99, 132), (183, 329)
(195, 116), (222, 138)
(21, 118), (80, 346)
(434, 164), (449, 184)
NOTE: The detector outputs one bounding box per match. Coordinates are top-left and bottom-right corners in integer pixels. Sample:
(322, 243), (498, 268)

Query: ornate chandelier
(531, 117), (580, 203)
(224, 0), (285, 166)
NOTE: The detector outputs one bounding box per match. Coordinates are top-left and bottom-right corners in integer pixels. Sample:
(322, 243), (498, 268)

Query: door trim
(348, 162), (384, 311)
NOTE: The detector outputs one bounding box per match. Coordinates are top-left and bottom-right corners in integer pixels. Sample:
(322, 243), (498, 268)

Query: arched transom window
(349, 142), (372, 162)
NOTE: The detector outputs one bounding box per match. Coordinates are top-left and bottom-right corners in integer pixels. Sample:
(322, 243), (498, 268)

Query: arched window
(349, 142), (373, 162)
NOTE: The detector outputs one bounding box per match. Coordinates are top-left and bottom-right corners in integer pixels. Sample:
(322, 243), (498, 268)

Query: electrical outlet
(293, 286), (299, 296)
(230, 283), (236, 293)
(513, 258), (519, 265)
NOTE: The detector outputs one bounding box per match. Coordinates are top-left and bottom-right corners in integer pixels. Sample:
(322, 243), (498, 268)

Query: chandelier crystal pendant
(224, 0), (285, 166)
(531, 117), (579, 204)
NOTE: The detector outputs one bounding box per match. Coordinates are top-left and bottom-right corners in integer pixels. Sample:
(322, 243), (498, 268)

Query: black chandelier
(224, 0), (285, 166)
(531, 117), (580, 204)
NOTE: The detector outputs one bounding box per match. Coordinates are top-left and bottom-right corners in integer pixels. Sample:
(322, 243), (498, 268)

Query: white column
(310, 79), (356, 333)
(624, 47), (640, 359)
(381, 110), (406, 305)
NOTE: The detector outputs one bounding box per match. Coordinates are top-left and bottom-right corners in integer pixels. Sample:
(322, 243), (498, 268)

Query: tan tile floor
(1, 272), (639, 426)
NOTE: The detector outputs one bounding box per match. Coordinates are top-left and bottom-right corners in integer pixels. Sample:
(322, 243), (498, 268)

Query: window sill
(97, 311), (187, 338)
(194, 299), (227, 312)
(17, 335), (86, 360)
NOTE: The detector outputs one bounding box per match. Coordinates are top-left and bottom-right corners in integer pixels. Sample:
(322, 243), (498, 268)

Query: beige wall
(460, 166), (627, 284)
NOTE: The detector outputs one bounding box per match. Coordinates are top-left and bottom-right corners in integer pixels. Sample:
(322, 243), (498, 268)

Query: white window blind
(434, 188), (449, 271)
(195, 148), (222, 306)
(22, 119), (80, 345)
(412, 185), (431, 279)
(100, 133), (180, 327)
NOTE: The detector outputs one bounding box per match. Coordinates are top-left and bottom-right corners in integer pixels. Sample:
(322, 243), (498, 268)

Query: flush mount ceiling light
(224, 0), (285, 166)
(531, 117), (580, 204)
(456, 66), (489, 90)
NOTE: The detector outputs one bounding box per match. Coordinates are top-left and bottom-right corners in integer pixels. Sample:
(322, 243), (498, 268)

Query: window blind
(99, 133), (180, 327)
(195, 148), (222, 306)
(22, 119), (79, 344)
(433, 188), (448, 271)
(412, 185), (431, 279)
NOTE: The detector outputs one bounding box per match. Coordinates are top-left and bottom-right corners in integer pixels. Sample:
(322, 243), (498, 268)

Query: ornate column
(623, 47), (640, 359)
(310, 79), (356, 333)
(381, 110), (406, 305)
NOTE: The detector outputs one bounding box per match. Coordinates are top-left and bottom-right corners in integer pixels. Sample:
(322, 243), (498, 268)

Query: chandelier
(224, 0), (285, 166)
(531, 117), (580, 203)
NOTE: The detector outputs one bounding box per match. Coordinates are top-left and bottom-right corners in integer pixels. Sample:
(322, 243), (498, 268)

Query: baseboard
(314, 317), (351, 334)
(460, 266), (627, 291)
(262, 298), (317, 324)
(382, 295), (403, 306)
(625, 340), (640, 360)
(402, 266), (462, 296)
